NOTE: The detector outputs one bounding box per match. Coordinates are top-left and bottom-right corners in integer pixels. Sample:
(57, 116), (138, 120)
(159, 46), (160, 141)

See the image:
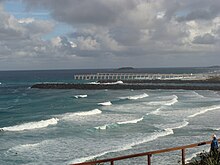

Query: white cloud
(76, 36), (100, 50)
(18, 18), (35, 24)
(51, 36), (62, 47)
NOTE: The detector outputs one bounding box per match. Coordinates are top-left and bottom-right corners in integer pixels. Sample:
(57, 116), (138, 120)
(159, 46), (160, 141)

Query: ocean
(0, 68), (220, 165)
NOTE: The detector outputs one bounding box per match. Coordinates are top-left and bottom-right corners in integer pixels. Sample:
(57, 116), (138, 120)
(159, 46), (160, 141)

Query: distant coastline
(117, 67), (134, 70)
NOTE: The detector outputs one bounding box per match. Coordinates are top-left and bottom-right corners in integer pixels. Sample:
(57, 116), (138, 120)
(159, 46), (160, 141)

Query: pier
(74, 73), (209, 81)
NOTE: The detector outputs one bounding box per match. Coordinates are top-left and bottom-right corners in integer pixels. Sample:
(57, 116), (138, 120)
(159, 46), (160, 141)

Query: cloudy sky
(0, 0), (220, 70)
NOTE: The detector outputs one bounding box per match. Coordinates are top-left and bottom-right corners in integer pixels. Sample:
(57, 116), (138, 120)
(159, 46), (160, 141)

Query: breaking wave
(188, 105), (220, 118)
(88, 81), (123, 85)
(61, 109), (102, 120)
(98, 101), (112, 106)
(94, 117), (144, 130)
(117, 117), (144, 124)
(94, 124), (117, 130)
(103, 81), (123, 85)
(0, 118), (59, 132)
(74, 95), (88, 98)
(119, 93), (149, 100)
(192, 91), (205, 98)
(211, 127), (220, 131)
(148, 95), (178, 106)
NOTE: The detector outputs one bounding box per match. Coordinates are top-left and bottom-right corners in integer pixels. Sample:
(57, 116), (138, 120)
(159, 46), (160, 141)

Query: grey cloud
(177, 9), (219, 22)
(193, 33), (217, 45)
(109, 26), (142, 46)
(0, 5), (78, 70)
(24, 20), (54, 36)
(176, 0), (220, 22)
(23, 0), (137, 26)
(1, 0), (220, 70)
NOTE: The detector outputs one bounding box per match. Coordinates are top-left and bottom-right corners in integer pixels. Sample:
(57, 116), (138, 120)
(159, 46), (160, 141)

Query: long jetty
(74, 73), (209, 81)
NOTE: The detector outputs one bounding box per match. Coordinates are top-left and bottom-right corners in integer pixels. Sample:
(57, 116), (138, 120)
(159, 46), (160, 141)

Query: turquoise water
(1, 68), (220, 165)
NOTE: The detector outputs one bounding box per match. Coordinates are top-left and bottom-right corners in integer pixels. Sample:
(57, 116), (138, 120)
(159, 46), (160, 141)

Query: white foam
(74, 95), (88, 98)
(173, 120), (189, 129)
(98, 101), (112, 106)
(119, 93), (149, 100)
(188, 105), (220, 118)
(192, 91), (205, 98)
(117, 117), (144, 124)
(149, 107), (162, 115)
(94, 124), (110, 130)
(155, 120), (189, 133)
(148, 95), (178, 106)
(212, 127), (220, 131)
(105, 81), (123, 84)
(1, 118), (59, 132)
(88, 81), (123, 85)
(88, 82), (100, 84)
(70, 128), (174, 164)
(61, 109), (102, 120)
(185, 148), (209, 164)
(94, 117), (144, 130)
(9, 143), (40, 152)
(69, 146), (127, 165)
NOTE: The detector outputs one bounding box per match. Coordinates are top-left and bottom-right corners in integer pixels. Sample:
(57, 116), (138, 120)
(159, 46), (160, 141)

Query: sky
(0, 0), (220, 70)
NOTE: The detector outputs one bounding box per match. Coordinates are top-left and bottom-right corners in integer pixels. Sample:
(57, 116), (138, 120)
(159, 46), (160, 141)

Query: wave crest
(117, 117), (144, 125)
(98, 101), (112, 106)
(148, 95), (178, 106)
(94, 117), (144, 130)
(61, 109), (102, 120)
(119, 93), (149, 100)
(1, 118), (59, 132)
(188, 105), (220, 118)
(74, 95), (87, 98)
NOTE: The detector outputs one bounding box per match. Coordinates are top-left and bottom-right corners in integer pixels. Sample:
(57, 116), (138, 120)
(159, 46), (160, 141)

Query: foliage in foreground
(189, 151), (220, 165)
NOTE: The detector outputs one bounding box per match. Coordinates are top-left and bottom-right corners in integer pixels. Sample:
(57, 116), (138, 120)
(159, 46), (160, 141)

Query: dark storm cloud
(23, 0), (137, 26)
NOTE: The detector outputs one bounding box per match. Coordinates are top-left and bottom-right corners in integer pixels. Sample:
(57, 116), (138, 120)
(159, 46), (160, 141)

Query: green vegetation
(189, 151), (220, 165)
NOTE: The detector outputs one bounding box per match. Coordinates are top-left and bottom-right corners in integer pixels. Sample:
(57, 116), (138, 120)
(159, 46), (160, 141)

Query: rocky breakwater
(31, 81), (220, 91)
